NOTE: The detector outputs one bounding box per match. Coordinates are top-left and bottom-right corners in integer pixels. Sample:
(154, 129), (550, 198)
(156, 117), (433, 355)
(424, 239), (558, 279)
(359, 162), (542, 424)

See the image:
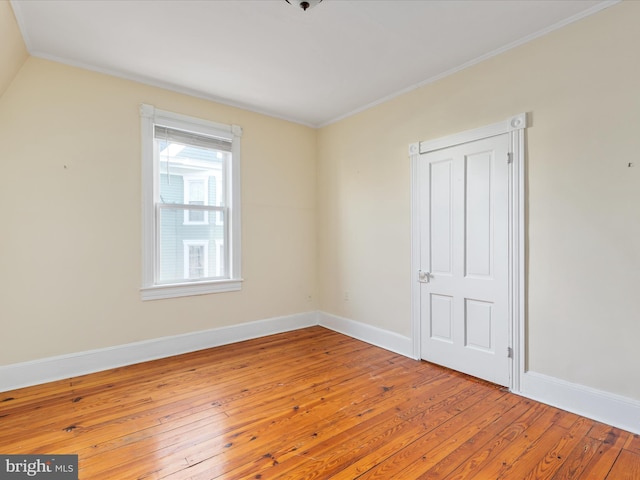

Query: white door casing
(410, 114), (527, 391)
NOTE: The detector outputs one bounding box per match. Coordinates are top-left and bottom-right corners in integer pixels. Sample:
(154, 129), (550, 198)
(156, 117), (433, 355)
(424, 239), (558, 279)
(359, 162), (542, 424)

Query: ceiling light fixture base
(285, 0), (323, 12)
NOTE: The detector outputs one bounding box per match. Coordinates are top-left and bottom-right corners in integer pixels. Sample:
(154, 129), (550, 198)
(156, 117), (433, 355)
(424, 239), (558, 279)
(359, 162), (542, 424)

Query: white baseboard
(0, 311), (318, 392)
(318, 312), (414, 358)
(519, 371), (640, 435)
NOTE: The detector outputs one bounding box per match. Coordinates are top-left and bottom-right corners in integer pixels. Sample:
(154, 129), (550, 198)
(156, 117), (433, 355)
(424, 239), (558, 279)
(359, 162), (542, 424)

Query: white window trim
(140, 104), (243, 300)
(183, 174), (209, 225)
(183, 240), (209, 279)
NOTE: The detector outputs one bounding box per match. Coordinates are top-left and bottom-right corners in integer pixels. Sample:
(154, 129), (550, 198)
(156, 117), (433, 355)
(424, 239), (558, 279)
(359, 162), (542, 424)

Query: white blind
(154, 125), (232, 152)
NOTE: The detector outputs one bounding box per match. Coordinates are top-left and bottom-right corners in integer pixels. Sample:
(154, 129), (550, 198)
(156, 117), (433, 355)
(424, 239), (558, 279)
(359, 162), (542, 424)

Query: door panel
(419, 134), (510, 386)
(429, 159), (453, 275)
(465, 151), (493, 278)
(465, 298), (493, 352)
(430, 294), (454, 342)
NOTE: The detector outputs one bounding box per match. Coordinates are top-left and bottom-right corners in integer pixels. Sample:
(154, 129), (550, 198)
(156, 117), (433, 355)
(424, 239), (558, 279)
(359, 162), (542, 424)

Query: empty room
(1, 0), (639, 478)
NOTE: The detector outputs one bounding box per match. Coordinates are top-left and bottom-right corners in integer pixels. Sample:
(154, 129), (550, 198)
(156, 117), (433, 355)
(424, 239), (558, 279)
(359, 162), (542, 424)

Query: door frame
(409, 113), (527, 392)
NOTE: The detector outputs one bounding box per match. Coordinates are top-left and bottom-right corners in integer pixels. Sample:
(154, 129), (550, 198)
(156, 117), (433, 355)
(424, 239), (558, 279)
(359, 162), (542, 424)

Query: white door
(419, 134), (510, 386)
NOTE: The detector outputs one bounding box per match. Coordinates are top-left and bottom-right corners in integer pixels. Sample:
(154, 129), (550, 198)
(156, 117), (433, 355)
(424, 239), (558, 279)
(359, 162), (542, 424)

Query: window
(140, 104), (242, 300)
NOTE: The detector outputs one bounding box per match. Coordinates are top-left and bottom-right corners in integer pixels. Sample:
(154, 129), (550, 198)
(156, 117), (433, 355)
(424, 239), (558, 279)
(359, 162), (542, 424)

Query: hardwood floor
(1, 326), (638, 479)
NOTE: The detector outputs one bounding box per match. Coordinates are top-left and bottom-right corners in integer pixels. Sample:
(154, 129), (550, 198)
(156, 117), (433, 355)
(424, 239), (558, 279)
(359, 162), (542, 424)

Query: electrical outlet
(344, 291), (350, 301)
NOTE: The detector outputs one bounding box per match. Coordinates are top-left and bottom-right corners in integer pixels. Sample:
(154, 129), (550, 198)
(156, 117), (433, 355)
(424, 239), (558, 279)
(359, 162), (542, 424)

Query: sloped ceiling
(0, 0), (28, 97)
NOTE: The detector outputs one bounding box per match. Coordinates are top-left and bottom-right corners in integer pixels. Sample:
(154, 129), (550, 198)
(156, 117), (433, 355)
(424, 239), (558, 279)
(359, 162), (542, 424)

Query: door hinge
(507, 347), (513, 358)
(507, 152), (513, 164)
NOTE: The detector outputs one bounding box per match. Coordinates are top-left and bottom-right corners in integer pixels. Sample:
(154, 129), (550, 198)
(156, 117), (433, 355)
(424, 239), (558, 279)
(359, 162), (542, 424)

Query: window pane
(156, 139), (228, 207)
(157, 206), (227, 283)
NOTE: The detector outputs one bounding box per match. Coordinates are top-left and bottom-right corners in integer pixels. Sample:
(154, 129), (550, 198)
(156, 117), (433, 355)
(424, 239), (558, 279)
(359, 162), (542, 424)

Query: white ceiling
(11, 0), (615, 127)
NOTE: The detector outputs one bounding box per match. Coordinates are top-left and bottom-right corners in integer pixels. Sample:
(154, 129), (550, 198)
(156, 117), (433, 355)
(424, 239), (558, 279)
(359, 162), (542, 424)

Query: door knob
(418, 270), (431, 283)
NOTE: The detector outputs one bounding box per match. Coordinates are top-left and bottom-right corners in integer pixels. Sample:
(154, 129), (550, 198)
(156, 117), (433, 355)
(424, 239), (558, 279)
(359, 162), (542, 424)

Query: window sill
(141, 278), (243, 301)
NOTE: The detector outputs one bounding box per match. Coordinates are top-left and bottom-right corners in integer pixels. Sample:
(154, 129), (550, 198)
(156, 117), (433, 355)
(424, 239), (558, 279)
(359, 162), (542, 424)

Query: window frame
(140, 104), (242, 300)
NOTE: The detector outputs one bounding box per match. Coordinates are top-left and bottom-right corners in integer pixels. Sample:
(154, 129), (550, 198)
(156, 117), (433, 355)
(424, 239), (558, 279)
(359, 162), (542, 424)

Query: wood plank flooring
(1, 326), (638, 479)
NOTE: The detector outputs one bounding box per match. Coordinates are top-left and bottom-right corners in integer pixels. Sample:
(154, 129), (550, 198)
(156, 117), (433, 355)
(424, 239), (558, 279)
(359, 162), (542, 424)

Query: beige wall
(0, 0), (28, 98)
(0, 58), (317, 364)
(318, 1), (640, 400)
